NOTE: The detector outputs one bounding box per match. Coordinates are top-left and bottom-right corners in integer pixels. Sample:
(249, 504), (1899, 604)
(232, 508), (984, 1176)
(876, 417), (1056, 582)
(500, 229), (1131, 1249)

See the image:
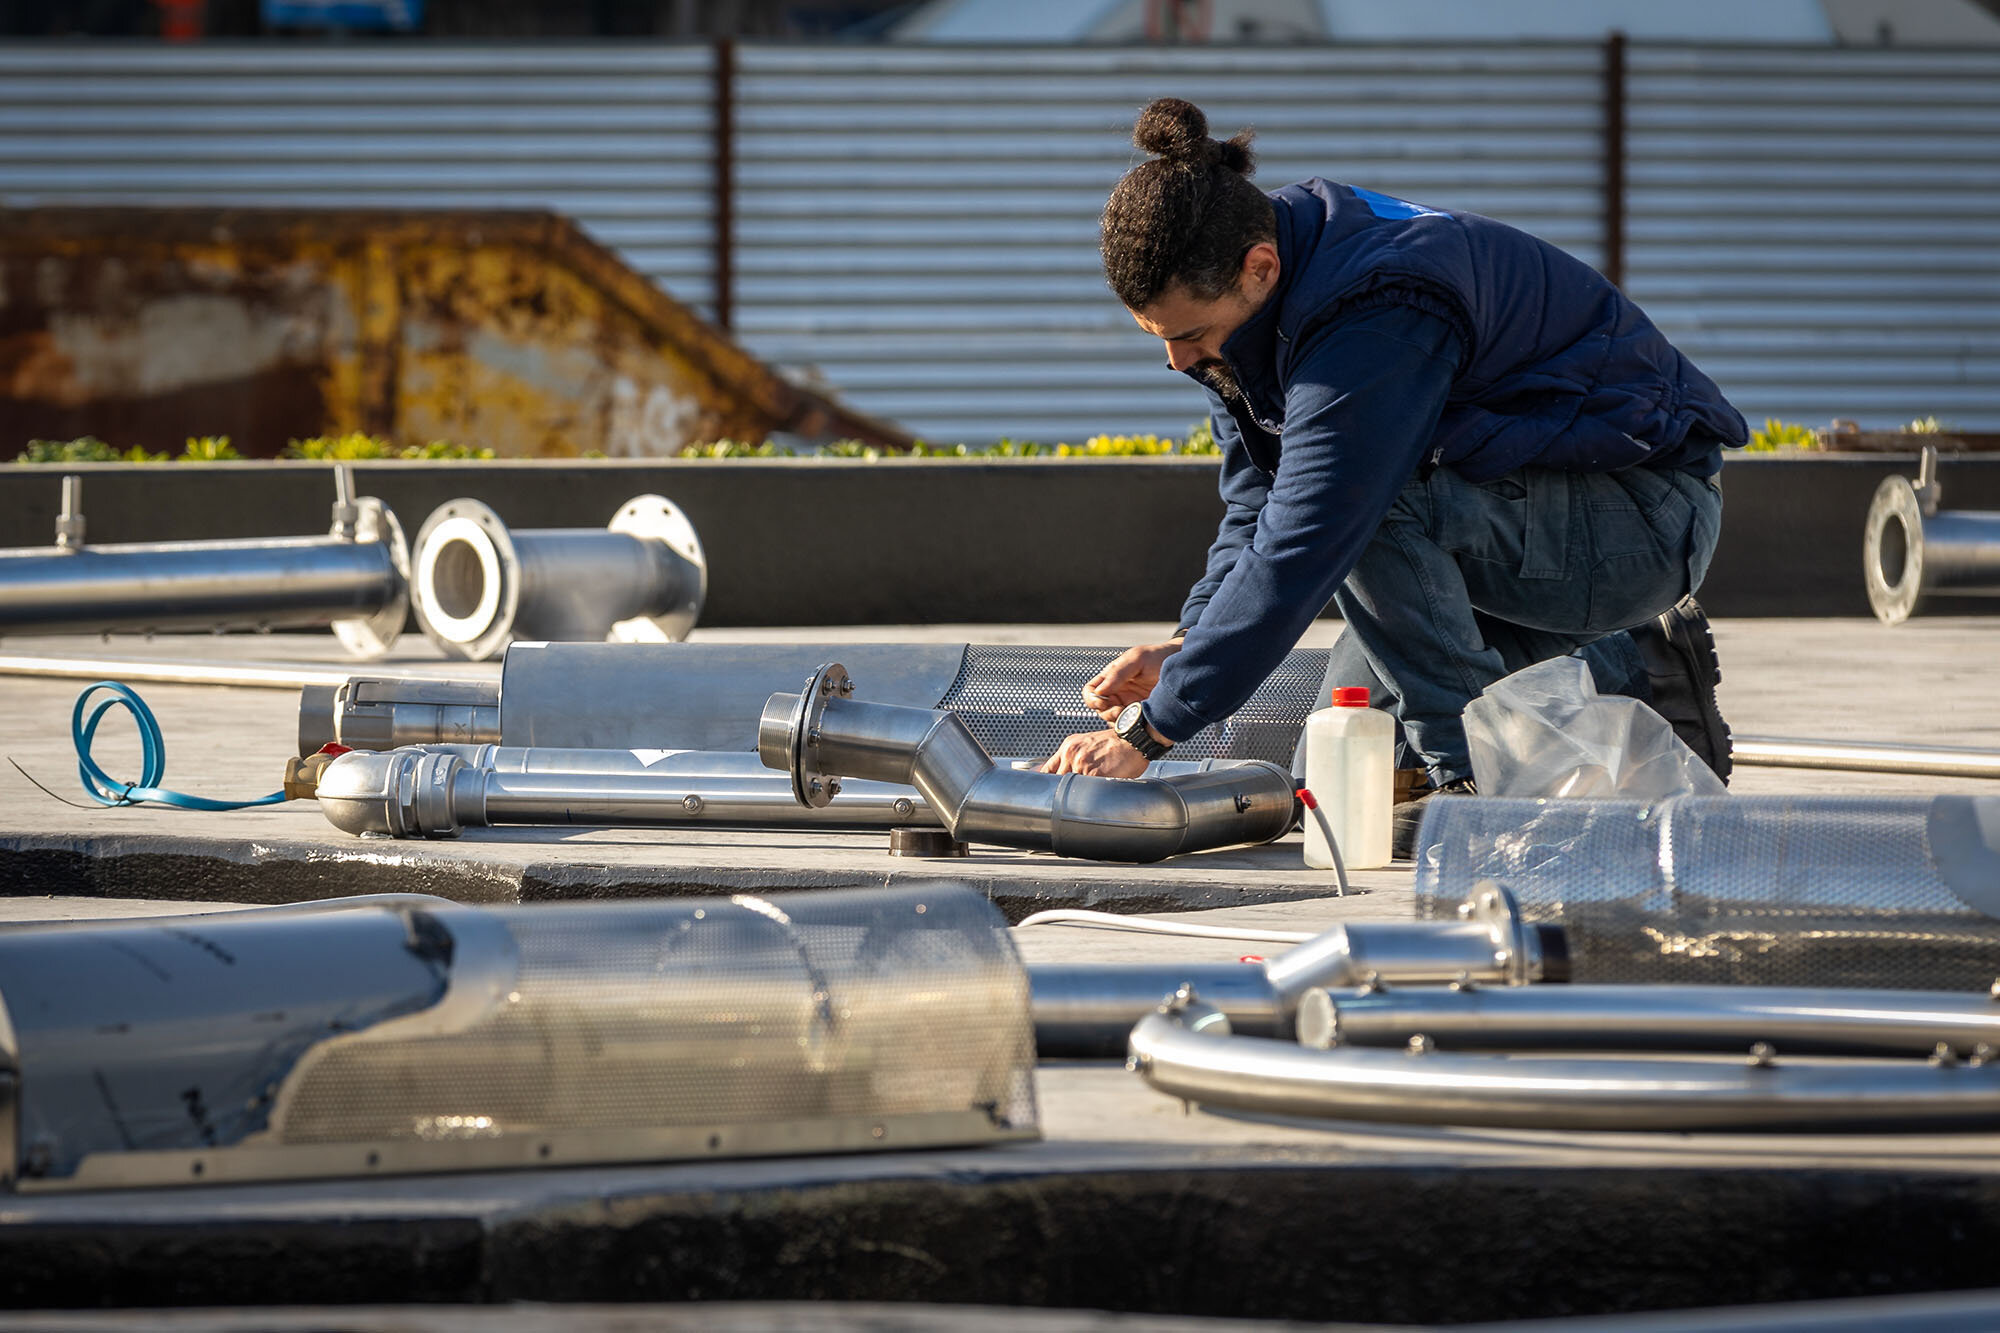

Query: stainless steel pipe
(315, 747), (938, 838)
(1029, 883), (1566, 1057)
(416, 743), (1246, 781)
(298, 678), (502, 756)
(410, 495), (705, 661)
(0, 468), (409, 657)
(1299, 984), (2000, 1058)
(1865, 445), (2000, 623)
(758, 662), (1298, 862)
(1734, 734), (2000, 780)
(1128, 1002), (2000, 1133)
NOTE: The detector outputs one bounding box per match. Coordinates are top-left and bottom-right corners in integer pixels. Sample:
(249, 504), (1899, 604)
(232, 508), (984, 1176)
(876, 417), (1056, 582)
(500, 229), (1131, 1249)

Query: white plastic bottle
(1301, 686), (1394, 870)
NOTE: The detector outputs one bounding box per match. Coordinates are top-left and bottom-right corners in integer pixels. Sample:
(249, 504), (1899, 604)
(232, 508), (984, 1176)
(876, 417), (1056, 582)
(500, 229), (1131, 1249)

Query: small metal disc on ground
(889, 828), (968, 858)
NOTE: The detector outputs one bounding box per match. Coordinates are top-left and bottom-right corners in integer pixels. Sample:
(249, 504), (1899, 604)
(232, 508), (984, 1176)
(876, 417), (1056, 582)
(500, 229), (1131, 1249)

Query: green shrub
(179, 435), (243, 461)
(679, 423), (1221, 460)
(15, 437), (169, 464)
(1745, 418), (1818, 452)
(285, 433), (494, 461)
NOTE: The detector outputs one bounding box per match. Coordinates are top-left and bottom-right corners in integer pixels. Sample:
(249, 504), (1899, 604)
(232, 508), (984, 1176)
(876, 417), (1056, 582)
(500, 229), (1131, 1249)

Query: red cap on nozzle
(1331, 686), (1370, 707)
(1296, 787), (1318, 810)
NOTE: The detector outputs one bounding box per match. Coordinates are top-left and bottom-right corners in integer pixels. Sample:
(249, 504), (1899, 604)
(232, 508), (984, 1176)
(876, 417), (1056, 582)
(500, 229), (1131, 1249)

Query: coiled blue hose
(72, 681), (287, 811)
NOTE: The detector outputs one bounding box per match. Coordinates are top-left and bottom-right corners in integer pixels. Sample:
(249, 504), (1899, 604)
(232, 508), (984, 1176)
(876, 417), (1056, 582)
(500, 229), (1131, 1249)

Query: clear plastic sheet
(1463, 656), (1728, 801)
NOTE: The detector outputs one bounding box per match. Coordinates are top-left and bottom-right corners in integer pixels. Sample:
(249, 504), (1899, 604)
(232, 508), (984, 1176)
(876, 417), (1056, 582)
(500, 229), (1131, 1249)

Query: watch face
(1116, 702), (1145, 733)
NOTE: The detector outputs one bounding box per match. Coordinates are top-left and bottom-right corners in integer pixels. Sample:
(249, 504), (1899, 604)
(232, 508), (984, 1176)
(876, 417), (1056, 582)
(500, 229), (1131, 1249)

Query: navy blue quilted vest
(1245, 179), (1747, 478)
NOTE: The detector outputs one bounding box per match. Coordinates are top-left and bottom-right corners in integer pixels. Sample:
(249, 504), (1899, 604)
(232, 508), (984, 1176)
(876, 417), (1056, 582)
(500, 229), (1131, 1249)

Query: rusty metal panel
(0, 209), (903, 458)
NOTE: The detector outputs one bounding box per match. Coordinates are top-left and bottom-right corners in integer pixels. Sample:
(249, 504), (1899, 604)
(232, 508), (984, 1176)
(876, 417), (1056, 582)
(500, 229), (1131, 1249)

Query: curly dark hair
(1100, 97), (1277, 311)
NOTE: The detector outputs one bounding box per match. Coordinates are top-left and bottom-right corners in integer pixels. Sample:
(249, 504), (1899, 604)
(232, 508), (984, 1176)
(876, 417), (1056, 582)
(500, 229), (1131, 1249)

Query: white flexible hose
(1011, 909), (1315, 944)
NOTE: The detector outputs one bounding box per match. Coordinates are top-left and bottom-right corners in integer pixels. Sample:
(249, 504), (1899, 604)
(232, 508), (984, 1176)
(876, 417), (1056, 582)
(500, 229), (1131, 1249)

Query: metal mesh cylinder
(1412, 796), (2000, 990)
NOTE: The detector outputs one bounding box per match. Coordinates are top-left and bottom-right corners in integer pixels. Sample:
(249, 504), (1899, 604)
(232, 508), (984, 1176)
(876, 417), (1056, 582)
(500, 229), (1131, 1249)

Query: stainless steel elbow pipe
(758, 662), (1298, 862)
(0, 468), (409, 657)
(1865, 445), (2000, 623)
(1030, 883), (1566, 1057)
(410, 495), (706, 661)
(314, 746), (936, 838)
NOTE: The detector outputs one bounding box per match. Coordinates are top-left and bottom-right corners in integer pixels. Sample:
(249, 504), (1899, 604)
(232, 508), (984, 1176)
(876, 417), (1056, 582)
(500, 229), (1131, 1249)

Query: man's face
(1129, 241), (1280, 403)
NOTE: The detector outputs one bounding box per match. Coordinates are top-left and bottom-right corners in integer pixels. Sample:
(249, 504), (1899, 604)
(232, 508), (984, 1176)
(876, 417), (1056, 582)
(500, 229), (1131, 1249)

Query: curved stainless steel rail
(409, 494), (706, 661)
(0, 468), (408, 657)
(757, 662), (1297, 863)
(1129, 1001), (2000, 1133)
(1299, 983), (2000, 1058)
(1864, 445), (2000, 624)
(1030, 883), (1566, 1057)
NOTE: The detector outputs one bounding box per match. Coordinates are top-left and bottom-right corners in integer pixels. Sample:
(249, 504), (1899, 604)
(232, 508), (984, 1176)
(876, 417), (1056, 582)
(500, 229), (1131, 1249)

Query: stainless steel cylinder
(0, 470), (409, 657)
(1864, 447), (2000, 623)
(410, 495), (706, 661)
(1299, 984), (2000, 1058)
(1734, 734), (2000, 781)
(1029, 884), (1563, 1057)
(315, 747), (935, 838)
(298, 678), (502, 755)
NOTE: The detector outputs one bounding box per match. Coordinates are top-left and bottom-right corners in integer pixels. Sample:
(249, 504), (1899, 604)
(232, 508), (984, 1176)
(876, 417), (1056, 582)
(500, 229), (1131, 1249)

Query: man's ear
(1240, 241), (1281, 296)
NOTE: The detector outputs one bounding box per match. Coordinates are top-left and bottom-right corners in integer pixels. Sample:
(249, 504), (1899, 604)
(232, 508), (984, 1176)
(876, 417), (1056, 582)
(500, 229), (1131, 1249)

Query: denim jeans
(1298, 463), (1723, 784)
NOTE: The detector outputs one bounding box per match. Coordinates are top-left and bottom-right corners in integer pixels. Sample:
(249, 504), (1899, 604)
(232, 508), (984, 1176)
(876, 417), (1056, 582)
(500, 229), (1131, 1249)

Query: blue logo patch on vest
(1349, 185), (1443, 220)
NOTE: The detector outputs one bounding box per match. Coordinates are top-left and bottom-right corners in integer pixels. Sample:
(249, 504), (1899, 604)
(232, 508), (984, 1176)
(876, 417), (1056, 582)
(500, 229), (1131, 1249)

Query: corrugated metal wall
(733, 44), (1607, 443)
(0, 45), (717, 312)
(1623, 46), (2000, 432)
(2, 41), (1994, 441)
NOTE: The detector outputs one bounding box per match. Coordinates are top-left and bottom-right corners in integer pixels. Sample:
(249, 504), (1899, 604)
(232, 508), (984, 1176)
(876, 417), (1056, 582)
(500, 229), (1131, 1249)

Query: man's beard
(1193, 357), (1244, 404)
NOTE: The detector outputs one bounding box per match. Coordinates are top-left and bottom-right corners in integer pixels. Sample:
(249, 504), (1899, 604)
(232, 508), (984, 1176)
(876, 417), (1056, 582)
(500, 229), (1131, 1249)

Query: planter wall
(2, 454), (1994, 625)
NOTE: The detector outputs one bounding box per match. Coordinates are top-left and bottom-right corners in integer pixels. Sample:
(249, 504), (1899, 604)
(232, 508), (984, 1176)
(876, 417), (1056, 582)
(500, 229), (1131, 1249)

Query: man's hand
(1039, 728), (1150, 778)
(1082, 638), (1185, 723)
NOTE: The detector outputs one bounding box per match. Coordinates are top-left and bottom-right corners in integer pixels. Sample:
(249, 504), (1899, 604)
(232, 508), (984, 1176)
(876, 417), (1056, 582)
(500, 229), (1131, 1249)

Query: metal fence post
(712, 37), (736, 330)
(1602, 29), (1627, 288)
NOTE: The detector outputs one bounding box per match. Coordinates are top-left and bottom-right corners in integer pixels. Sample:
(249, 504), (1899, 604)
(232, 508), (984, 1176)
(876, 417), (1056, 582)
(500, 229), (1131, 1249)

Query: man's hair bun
(1131, 97), (1256, 175)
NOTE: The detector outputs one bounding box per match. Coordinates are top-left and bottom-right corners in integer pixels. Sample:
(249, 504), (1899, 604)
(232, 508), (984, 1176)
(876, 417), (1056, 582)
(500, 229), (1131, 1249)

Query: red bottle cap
(1331, 686), (1370, 707)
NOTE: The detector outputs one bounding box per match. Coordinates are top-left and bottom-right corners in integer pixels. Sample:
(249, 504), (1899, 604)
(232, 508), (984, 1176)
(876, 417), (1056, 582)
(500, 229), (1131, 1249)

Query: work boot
(1629, 594), (1733, 783)
(1391, 775), (1476, 862)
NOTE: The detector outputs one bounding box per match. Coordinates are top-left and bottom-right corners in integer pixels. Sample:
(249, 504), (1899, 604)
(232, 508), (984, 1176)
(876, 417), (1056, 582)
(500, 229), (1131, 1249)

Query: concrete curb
(8, 454), (1996, 624)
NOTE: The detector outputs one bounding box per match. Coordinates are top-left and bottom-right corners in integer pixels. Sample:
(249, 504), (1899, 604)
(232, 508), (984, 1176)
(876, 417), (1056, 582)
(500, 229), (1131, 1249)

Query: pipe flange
(787, 662), (852, 808)
(605, 494), (708, 644)
(330, 497), (411, 659)
(1864, 473), (1925, 624)
(1463, 880), (1535, 986)
(410, 499), (522, 662)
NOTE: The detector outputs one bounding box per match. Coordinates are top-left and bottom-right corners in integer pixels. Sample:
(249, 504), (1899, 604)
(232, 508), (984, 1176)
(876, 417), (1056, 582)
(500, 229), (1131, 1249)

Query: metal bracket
(787, 662), (851, 808)
(1916, 443), (1943, 518)
(1464, 880), (1537, 986)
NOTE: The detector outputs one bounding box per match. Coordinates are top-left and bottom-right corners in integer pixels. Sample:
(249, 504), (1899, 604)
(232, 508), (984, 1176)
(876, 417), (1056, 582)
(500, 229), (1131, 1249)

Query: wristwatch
(1114, 701), (1173, 761)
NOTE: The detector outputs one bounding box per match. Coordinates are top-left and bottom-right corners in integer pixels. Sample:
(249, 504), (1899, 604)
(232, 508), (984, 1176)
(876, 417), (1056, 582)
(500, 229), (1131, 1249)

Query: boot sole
(1658, 600), (1734, 782)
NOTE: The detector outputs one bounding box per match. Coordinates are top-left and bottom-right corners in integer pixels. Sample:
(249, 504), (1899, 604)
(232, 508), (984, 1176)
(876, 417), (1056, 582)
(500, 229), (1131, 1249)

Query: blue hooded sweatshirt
(1141, 179), (1748, 744)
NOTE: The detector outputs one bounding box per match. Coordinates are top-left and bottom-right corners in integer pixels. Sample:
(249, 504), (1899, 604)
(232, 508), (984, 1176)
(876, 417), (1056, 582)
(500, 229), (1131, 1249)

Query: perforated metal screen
(1413, 796), (2000, 990)
(938, 644), (1329, 765)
